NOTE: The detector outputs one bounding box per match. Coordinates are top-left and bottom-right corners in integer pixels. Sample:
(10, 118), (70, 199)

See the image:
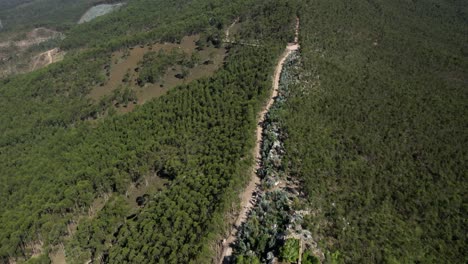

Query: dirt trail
(47, 50), (53, 64)
(224, 18), (239, 42)
(218, 17), (300, 264)
(223, 18), (260, 47)
(31, 48), (64, 71)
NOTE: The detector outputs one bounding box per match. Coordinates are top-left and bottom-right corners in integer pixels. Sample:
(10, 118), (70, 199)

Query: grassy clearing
(88, 34), (226, 113)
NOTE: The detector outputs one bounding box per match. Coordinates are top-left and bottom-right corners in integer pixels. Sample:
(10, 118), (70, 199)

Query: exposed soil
(0, 27), (63, 76)
(31, 48), (65, 71)
(0, 27), (62, 49)
(89, 34), (226, 110)
(224, 18), (239, 43)
(49, 245), (66, 264)
(218, 17), (300, 264)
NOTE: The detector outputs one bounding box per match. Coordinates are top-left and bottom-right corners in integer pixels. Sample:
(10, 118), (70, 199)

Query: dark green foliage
(0, 0), (294, 262)
(26, 38), (63, 54)
(282, 0), (468, 263)
(234, 191), (290, 259)
(106, 45), (280, 264)
(232, 53), (298, 263)
(237, 0), (298, 43)
(112, 85), (137, 106)
(3, 0), (463, 263)
(302, 251), (320, 264)
(66, 197), (130, 263)
(61, 0), (236, 50)
(94, 84), (137, 112)
(235, 255), (261, 264)
(60, 0), (298, 51)
(279, 239), (300, 263)
(24, 254), (51, 264)
(137, 49), (190, 85)
(0, 50), (109, 261)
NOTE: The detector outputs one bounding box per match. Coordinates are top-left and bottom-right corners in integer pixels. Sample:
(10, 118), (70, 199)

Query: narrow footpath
(219, 17), (300, 264)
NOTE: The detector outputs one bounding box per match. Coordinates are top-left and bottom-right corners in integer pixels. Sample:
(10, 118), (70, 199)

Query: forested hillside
(0, 0), (108, 77)
(0, 0), (297, 263)
(281, 0), (467, 263)
(0, 0), (466, 263)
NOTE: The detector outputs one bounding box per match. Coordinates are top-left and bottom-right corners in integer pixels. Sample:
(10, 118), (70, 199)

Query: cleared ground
(0, 27), (63, 77)
(89, 35), (226, 112)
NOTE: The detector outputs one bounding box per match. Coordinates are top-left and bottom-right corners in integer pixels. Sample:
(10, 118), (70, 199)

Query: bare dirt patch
(224, 18), (242, 43)
(4, 27), (62, 49)
(49, 246), (66, 264)
(31, 48), (65, 71)
(0, 27), (63, 76)
(218, 17), (300, 264)
(89, 35), (226, 111)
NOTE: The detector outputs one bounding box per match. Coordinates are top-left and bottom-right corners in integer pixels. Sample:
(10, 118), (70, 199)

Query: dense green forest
(0, 0), (466, 263)
(0, 0), (296, 263)
(281, 0), (467, 263)
(104, 44), (278, 264)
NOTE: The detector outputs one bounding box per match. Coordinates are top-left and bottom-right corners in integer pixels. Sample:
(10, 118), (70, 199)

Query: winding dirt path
(224, 18), (239, 42)
(218, 17), (300, 264)
(47, 50), (53, 64)
(223, 18), (260, 47)
(31, 48), (61, 71)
